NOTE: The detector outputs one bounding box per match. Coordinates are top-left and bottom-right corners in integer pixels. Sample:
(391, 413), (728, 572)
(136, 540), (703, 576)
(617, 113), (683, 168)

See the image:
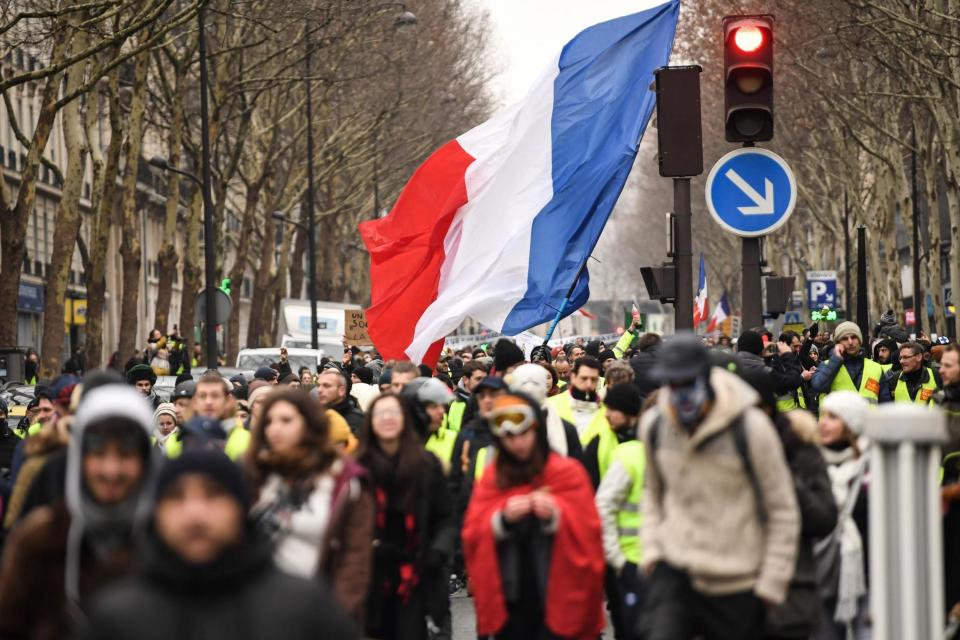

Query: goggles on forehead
(488, 404), (536, 437)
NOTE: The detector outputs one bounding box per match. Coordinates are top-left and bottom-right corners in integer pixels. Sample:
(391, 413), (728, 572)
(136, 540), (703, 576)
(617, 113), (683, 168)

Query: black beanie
(585, 340), (602, 358)
(737, 330), (764, 356)
(603, 383), (642, 416)
(598, 349), (617, 363)
(155, 449), (249, 510)
(494, 340), (525, 372)
(356, 366), (375, 385)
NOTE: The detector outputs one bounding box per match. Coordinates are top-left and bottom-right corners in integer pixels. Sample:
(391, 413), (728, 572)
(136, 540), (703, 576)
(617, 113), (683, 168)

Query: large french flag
(360, 1), (680, 364)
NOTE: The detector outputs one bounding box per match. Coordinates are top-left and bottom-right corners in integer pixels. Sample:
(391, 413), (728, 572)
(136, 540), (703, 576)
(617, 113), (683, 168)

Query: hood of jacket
(656, 367), (760, 448)
(784, 408), (819, 445)
(65, 384), (160, 605)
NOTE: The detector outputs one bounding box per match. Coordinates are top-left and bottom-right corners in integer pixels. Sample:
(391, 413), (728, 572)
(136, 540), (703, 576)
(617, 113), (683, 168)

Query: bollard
(866, 403), (947, 640)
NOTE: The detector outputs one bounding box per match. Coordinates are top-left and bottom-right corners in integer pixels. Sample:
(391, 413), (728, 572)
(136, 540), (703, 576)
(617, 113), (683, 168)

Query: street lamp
(273, 212), (317, 350)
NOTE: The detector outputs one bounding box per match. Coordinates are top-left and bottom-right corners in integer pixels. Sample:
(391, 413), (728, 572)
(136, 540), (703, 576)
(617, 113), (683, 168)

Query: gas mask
(668, 375), (710, 430)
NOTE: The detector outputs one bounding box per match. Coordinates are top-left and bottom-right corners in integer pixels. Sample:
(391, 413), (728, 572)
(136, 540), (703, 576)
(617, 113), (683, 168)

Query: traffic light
(640, 264), (677, 303)
(764, 275), (794, 316)
(723, 15), (774, 143)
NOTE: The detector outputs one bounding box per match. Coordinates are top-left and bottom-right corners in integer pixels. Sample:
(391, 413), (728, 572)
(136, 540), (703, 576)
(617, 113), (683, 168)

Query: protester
(356, 393), (455, 639)
(248, 383), (273, 427)
(462, 392), (605, 639)
(547, 356), (606, 438)
(881, 341), (941, 405)
(170, 380), (195, 424)
(449, 360), (487, 433)
(937, 344), (960, 452)
(508, 364), (582, 460)
(126, 364), (162, 409)
(493, 340), (526, 376)
(735, 330), (805, 410)
(315, 369), (365, 433)
(594, 383), (646, 639)
(166, 373), (250, 461)
(815, 391), (871, 639)
(79, 449), (358, 640)
(811, 322), (888, 404)
(248, 388), (373, 621)
(388, 361), (419, 394)
(874, 309), (910, 343)
(639, 334), (800, 640)
(349, 366), (380, 413)
(152, 403), (179, 451)
(581, 383), (641, 490)
(402, 377), (458, 473)
(328, 409), (360, 455)
(0, 385), (156, 639)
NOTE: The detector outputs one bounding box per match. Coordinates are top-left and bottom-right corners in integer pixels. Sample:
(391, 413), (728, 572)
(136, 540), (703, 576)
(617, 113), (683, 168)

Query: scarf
(820, 445), (867, 625)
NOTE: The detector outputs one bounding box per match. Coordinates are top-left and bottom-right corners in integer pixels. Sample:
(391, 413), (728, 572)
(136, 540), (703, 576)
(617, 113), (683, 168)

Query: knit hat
(155, 449), (249, 510)
(508, 364), (550, 404)
(736, 330), (764, 356)
(355, 366), (374, 385)
(494, 340), (525, 372)
(598, 349), (617, 363)
(247, 384), (273, 408)
(378, 369), (393, 386)
(603, 383), (642, 416)
(833, 321), (863, 344)
(880, 309), (896, 324)
(585, 340), (603, 358)
(326, 410), (358, 455)
(254, 366), (278, 382)
(153, 403), (178, 424)
(820, 390), (869, 435)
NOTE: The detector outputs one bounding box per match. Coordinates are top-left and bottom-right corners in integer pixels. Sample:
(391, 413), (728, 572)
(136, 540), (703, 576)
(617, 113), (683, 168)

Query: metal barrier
(866, 403), (947, 640)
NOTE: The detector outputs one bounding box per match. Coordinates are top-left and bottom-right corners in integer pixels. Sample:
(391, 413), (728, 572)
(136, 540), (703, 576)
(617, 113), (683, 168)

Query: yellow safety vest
(776, 387), (808, 413)
(166, 419), (250, 461)
(27, 422), (41, 437)
(612, 440), (645, 565)
(425, 426), (458, 473)
(580, 416), (619, 481)
(821, 358), (884, 404)
(474, 445), (497, 480)
(892, 369), (938, 406)
(548, 392), (608, 441)
(443, 400), (467, 433)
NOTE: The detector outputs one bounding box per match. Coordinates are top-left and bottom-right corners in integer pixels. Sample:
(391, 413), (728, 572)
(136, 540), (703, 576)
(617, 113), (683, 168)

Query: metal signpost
(705, 147), (796, 328)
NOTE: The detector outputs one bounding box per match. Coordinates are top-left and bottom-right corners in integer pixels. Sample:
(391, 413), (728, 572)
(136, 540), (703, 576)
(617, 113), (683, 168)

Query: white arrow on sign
(724, 169), (774, 215)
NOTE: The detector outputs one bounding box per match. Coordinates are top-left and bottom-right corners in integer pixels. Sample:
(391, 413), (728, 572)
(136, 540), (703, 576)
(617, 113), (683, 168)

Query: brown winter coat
(0, 501), (132, 640)
(317, 458), (375, 623)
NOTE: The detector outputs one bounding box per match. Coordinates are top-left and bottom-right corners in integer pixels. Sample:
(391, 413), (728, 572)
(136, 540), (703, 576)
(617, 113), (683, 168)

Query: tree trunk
(154, 62), (186, 334)
(246, 212), (277, 349)
(83, 66), (124, 369)
(225, 182), (261, 362)
(178, 189), (203, 353)
(288, 221), (307, 302)
(39, 47), (89, 379)
(117, 51), (149, 360)
(0, 31), (69, 346)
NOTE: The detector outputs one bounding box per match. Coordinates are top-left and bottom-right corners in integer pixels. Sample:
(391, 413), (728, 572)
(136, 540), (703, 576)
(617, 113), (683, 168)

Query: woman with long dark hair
(357, 392), (455, 640)
(462, 392), (605, 640)
(247, 388), (374, 623)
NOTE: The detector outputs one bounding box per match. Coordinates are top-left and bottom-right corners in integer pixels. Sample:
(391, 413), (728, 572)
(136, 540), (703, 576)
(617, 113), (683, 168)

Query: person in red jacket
(463, 392), (605, 640)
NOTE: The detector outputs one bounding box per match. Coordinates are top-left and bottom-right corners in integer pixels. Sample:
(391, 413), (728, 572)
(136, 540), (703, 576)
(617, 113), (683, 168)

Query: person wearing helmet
(402, 378), (458, 474)
(639, 333), (799, 640)
(462, 392), (605, 639)
(507, 364), (582, 462)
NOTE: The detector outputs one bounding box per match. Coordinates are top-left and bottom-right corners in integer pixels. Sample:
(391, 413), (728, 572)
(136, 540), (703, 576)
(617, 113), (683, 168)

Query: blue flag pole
(542, 257), (590, 346)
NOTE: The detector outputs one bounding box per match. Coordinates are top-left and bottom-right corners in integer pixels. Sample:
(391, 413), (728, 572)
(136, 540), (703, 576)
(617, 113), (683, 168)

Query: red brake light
(734, 26), (763, 53)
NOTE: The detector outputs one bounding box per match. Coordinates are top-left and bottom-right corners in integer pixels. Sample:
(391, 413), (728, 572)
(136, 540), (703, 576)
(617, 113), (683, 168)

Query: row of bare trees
(0, 0), (493, 378)
(600, 0), (960, 338)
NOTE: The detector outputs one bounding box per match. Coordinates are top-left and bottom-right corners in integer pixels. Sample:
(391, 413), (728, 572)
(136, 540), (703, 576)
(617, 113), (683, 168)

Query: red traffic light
(733, 26), (763, 52)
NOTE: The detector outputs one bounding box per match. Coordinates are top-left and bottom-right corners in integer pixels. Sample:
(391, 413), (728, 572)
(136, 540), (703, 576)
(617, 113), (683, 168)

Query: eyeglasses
(372, 408), (402, 419)
(488, 404), (536, 437)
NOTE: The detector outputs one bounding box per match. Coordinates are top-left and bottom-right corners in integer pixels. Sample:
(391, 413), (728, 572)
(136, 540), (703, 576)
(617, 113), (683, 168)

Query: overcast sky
(472, 0), (668, 107)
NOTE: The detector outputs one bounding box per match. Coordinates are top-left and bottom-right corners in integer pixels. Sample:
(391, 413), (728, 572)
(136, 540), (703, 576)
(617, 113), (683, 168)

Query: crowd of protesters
(0, 308), (958, 639)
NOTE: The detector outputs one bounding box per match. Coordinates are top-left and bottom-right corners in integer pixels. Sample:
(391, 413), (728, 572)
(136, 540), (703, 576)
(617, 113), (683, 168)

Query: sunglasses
(488, 404), (536, 437)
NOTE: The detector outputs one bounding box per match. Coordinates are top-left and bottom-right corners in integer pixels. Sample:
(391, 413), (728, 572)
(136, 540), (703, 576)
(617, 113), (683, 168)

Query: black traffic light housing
(723, 15), (774, 143)
(640, 264), (677, 304)
(654, 66), (703, 178)
(764, 275), (795, 317)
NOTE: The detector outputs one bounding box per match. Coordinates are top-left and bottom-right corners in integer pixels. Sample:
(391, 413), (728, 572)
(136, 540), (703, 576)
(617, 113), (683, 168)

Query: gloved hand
(808, 322), (818, 339)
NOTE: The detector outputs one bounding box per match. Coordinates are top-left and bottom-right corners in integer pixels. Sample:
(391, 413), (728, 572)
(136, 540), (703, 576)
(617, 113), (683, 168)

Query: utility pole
(198, 5), (218, 369)
(304, 32), (318, 350)
(857, 225), (869, 339)
(912, 123), (923, 336)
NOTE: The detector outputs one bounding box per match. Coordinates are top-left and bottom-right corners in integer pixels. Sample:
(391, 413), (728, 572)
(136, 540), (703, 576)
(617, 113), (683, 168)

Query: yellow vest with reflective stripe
(166, 419), (249, 461)
(892, 369), (938, 406)
(474, 445), (497, 480)
(776, 387), (807, 413)
(821, 358), (884, 404)
(612, 440), (645, 564)
(548, 392), (607, 441)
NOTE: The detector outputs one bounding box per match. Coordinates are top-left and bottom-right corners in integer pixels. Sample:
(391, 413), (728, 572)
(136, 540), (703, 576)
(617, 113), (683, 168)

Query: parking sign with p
(807, 271), (837, 310)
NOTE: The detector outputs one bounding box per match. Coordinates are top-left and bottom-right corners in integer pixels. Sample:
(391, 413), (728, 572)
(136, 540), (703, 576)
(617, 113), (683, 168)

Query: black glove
(808, 322), (818, 339)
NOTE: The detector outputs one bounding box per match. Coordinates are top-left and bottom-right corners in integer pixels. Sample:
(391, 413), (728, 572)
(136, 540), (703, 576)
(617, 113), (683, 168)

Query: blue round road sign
(705, 147), (796, 238)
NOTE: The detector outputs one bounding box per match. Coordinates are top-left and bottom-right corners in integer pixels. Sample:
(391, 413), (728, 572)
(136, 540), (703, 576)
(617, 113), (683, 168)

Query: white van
(236, 348), (330, 373)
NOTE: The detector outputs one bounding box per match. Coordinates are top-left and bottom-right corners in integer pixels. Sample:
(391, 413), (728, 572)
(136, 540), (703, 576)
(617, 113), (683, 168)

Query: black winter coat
(766, 413), (838, 639)
(79, 529), (357, 640)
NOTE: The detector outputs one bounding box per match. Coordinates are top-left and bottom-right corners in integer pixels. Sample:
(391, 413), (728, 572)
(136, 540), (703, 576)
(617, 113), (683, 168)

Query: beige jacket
(640, 368), (799, 604)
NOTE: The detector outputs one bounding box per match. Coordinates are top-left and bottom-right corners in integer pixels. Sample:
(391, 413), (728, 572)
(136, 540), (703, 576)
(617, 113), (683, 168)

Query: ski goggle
(488, 403), (536, 437)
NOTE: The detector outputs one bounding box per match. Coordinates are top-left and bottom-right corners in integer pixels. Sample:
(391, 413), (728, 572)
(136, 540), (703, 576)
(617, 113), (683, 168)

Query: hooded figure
(0, 385), (157, 640)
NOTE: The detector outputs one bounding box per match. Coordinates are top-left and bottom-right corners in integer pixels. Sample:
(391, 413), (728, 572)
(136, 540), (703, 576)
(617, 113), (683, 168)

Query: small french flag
(707, 291), (731, 334)
(693, 254), (709, 328)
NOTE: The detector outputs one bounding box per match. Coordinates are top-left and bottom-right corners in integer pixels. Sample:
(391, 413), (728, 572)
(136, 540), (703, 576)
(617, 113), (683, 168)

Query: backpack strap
(731, 414), (767, 525)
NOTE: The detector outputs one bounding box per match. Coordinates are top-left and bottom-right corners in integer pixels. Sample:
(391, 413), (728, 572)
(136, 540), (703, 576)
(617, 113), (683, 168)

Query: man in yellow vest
(582, 383), (641, 490)
(445, 360), (487, 433)
(166, 373), (249, 460)
(810, 321), (888, 405)
(595, 382), (645, 639)
(881, 341), (941, 405)
(547, 356), (605, 439)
